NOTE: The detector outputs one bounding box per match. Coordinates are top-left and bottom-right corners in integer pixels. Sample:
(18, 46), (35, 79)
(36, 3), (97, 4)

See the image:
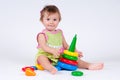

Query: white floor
(0, 55), (120, 80)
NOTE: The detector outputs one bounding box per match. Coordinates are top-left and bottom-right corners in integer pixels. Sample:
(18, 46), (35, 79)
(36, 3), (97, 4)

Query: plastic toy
(56, 61), (77, 70)
(31, 66), (38, 70)
(68, 34), (77, 52)
(55, 35), (79, 71)
(22, 64), (44, 76)
(22, 66), (36, 76)
(71, 71), (83, 76)
(22, 66), (34, 72)
(59, 58), (78, 65)
(62, 54), (78, 60)
(64, 50), (78, 57)
(25, 68), (36, 76)
(35, 64), (44, 70)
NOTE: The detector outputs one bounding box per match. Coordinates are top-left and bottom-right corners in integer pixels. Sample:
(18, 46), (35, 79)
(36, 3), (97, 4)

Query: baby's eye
(47, 18), (50, 21)
(53, 19), (57, 21)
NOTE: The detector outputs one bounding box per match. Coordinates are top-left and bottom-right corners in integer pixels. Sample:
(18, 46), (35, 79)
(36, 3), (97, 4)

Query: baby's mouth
(48, 25), (54, 27)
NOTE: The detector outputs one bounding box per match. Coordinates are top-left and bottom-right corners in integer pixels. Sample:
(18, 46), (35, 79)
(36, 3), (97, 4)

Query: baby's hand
(59, 48), (64, 54)
(77, 51), (83, 58)
(52, 49), (60, 58)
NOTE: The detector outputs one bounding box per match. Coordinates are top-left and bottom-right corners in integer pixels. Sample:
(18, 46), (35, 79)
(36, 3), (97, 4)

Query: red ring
(22, 67), (34, 72)
(59, 58), (78, 65)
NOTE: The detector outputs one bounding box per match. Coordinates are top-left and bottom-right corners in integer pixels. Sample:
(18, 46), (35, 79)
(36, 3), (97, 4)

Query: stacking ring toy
(35, 64), (44, 70)
(25, 68), (36, 76)
(31, 66), (38, 70)
(71, 71), (83, 76)
(55, 66), (62, 71)
(64, 50), (78, 57)
(60, 58), (78, 65)
(62, 54), (78, 61)
(57, 61), (77, 71)
(22, 67), (34, 72)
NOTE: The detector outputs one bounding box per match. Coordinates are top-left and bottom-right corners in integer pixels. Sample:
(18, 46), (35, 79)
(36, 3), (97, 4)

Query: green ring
(62, 54), (78, 61)
(71, 71), (83, 76)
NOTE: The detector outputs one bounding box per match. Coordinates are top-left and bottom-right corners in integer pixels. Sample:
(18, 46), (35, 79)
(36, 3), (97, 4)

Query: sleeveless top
(35, 29), (63, 65)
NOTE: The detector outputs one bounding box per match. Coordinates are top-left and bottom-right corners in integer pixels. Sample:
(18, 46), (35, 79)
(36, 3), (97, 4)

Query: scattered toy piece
(25, 68), (36, 76)
(71, 71), (83, 76)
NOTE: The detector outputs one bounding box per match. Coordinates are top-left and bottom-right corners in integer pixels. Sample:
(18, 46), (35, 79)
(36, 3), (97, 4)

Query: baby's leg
(88, 63), (104, 70)
(77, 58), (103, 70)
(37, 55), (57, 74)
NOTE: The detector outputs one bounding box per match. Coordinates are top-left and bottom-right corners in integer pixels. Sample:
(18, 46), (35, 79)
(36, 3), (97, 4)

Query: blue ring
(55, 66), (62, 71)
(57, 61), (77, 71)
(31, 66), (38, 70)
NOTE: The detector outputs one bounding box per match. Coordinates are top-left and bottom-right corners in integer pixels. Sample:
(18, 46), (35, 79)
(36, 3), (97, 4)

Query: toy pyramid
(56, 34), (79, 71)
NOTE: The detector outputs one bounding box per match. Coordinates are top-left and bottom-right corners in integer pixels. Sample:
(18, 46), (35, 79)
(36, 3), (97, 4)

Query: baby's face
(42, 12), (60, 31)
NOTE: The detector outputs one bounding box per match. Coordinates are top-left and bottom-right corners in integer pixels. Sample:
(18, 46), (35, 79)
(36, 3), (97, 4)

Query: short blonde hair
(40, 5), (61, 21)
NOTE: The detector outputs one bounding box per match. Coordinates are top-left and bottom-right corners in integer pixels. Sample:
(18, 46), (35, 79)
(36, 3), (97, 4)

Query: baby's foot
(49, 67), (58, 74)
(88, 63), (104, 70)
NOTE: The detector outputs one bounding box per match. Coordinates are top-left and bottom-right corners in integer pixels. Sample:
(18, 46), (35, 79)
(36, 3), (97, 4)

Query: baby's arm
(38, 34), (60, 58)
(62, 35), (69, 50)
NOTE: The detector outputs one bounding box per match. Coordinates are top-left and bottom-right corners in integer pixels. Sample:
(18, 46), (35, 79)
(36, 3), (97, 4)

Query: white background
(0, 0), (120, 80)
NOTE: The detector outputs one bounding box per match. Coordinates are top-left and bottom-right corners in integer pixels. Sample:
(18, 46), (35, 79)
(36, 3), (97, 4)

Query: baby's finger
(54, 54), (59, 58)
